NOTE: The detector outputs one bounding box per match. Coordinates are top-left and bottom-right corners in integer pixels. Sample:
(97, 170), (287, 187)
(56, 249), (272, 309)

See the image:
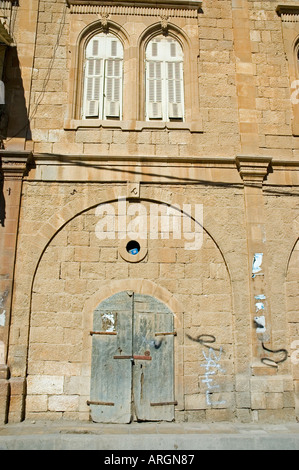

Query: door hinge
(155, 332), (177, 336)
(87, 400), (115, 406)
(90, 331), (117, 336)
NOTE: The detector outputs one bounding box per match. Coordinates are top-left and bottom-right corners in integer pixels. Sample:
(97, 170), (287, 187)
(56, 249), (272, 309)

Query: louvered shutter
(167, 61), (183, 120)
(84, 58), (103, 118)
(147, 61), (163, 119)
(146, 36), (184, 122)
(104, 59), (122, 119)
(83, 34), (123, 120)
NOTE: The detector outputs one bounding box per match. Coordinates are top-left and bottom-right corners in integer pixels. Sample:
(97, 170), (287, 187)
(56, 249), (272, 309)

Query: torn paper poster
(252, 253), (264, 275)
(255, 302), (265, 312)
(254, 316), (266, 333)
(101, 312), (116, 332)
(255, 294), (266, 301)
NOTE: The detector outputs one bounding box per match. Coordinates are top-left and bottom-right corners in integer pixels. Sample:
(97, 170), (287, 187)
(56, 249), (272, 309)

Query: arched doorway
(89, 291), (175, 423)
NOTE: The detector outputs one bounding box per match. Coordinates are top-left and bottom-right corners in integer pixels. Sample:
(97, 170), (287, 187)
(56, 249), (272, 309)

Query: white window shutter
(146, 36), (184, 122)
(84, 58), (103, 118)
(147, 61), (163, 119)
(83, 33), (123, 120)
(104, 59), (122, 119)
(167, 61), (183, 119)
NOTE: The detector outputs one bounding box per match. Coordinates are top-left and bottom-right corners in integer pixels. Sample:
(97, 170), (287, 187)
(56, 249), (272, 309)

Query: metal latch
(113, 354), (152, 361)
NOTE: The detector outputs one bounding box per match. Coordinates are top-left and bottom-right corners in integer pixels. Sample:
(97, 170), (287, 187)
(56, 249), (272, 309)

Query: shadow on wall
(1, 44), (31, 145)
(0, 173), (4, 227)
(0, 44), (31, 227)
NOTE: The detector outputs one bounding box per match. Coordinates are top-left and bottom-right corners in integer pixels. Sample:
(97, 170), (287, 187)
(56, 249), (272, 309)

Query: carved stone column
(0, 150), (31, 424)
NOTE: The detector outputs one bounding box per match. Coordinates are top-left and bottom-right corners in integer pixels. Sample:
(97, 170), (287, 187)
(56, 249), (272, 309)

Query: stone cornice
(66, 0), (202, 8)
(66, 0), (202, 16)
(276, 4), (299, 21)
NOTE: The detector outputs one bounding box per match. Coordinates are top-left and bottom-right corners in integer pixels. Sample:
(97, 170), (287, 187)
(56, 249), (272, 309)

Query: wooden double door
(89, 291), (175, 423)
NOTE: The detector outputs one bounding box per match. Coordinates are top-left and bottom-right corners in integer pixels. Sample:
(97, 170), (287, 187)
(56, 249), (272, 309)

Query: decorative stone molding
(236, 156), (272, 187)
(160, 14), (169, 35)
(0, 150), (32, 180)
(66, 0), (202, 17)
(99, 12), (109, 32)
(276, 4), (299, 22)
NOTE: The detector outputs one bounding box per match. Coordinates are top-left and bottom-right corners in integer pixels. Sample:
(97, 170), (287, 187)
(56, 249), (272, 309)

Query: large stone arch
(21, 191), (236, 422)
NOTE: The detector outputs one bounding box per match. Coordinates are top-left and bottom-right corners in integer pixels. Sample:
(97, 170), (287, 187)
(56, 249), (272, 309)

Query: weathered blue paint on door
(90, 291), (133, 424)
(133, 294), (175, 422)
(90, 292), (175, 423)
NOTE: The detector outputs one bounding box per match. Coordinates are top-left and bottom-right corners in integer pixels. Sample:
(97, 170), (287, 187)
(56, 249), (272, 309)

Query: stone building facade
(0, 0), (299, 424)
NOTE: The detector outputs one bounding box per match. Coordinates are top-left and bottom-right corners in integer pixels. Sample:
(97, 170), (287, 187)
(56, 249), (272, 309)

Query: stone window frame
(66, 19), (129, 126)
(138, 22), (200, 130)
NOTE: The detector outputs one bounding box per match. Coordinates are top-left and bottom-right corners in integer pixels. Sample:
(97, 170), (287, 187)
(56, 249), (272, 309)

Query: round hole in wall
(126, 240), (141, 256)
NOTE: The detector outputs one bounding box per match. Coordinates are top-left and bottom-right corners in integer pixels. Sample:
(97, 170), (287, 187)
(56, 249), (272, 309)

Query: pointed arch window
(145, 35), (184, 121)
(82, 33), (123, 120)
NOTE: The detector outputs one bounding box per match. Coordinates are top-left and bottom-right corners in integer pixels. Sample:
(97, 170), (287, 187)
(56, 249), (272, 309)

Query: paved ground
(0, 421), (298, 450)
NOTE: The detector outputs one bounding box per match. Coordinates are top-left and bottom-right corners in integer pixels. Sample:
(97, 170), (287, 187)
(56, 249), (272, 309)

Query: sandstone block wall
(0, 0), (298, 424)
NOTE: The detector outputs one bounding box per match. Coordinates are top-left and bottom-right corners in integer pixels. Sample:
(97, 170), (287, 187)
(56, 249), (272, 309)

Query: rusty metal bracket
(87, 400), (115, 406)
(150, 401), (178, 407)
(133, 355), (152, 361)
(90, 331), (117, 336)
(155, 332), (177, 337)
(113, 355), (132, 360)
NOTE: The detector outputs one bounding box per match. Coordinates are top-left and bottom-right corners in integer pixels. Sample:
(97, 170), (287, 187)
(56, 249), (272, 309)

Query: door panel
(90, 291), (133, 424)
(133, 294), (175, 422)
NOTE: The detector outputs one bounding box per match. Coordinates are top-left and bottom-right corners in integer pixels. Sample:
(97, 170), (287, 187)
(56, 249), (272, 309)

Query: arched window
(145, 35), (184, 121)
(82, 33), (123, 120)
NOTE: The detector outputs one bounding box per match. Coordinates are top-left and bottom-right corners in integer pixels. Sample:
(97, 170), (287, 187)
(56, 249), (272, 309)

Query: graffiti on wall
(187, 333), (226, 407)
(201, 346), (226, 407)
